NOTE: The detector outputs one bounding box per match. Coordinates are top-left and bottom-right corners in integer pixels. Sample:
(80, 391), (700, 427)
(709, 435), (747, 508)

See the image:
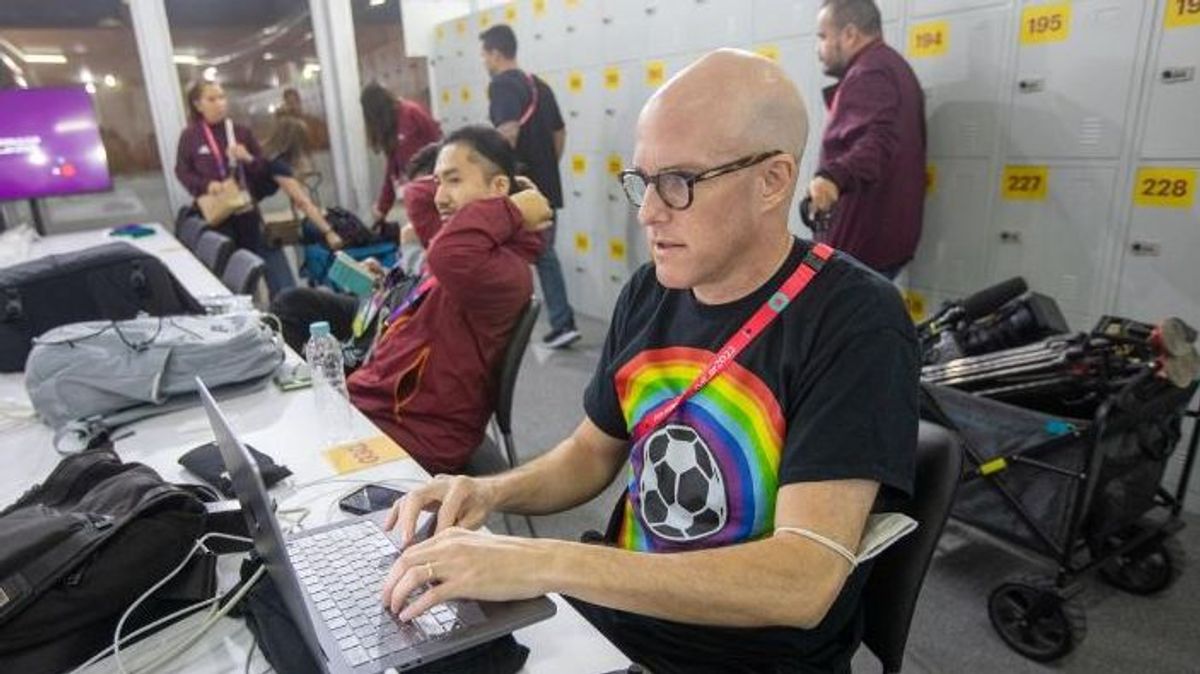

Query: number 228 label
(1133, 168), (1197, 208)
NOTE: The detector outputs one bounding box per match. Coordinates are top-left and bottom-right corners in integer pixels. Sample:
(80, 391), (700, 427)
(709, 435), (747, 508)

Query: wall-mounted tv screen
(0, 86), (113, 201)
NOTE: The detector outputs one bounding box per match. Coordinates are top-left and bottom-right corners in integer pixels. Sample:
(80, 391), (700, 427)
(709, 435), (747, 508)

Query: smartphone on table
(338, 484), (406, 515)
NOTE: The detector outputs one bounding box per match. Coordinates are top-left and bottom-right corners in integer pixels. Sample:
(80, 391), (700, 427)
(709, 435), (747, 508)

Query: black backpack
(0, 241), (204, 372)
(0, 447), (211, 673)
(325, 207), (378, 248)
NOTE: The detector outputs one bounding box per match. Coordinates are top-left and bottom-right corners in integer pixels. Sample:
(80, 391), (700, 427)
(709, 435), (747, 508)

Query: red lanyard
(631, 243), (835, 444)
(200, 123), (227, 180)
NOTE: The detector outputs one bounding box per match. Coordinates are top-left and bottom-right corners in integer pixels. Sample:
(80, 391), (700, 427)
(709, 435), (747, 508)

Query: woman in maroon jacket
(360, 83), (443, 224)
(175, 81), (295, 294)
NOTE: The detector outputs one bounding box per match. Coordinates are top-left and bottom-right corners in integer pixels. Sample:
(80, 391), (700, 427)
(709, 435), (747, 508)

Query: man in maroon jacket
(347, 125), (545, 474)
(809, 0), (926, 279)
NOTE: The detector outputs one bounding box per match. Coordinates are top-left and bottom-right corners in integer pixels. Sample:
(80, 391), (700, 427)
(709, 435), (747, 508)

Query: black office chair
(465, 298), (542, 535)
(221, 248), (266, 296)
(175, 210), (206, 251)
(195, 230), (234, 277)
(861, 421), (963, 673)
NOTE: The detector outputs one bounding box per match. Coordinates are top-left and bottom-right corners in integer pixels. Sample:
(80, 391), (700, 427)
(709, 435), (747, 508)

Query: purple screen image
(0, 86), (113, 201)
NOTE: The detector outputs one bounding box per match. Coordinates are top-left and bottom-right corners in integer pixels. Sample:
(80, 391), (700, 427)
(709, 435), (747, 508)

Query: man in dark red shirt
(809, 0), (926, 278)
(347, 126), (545, 474)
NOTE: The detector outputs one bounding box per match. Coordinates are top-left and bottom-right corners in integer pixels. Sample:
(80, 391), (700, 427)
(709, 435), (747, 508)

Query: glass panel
(165, 0), (337, 214)
(0, 2), (172, 234)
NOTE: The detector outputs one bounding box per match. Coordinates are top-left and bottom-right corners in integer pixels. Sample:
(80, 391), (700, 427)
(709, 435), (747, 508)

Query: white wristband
(774, 526), (858, 567)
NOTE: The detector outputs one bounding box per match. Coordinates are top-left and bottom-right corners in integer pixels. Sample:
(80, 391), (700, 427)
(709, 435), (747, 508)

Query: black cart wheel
(1099, 536), (1185, 595)
(988, 575), (1086, 662)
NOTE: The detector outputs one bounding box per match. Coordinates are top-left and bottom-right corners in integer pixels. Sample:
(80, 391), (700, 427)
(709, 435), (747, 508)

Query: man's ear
(760, 155), (798, 212)
(492, 174), (512, 196)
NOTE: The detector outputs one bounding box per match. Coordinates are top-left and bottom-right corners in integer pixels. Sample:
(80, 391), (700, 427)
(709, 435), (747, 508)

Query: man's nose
(637, 184), (671, 228)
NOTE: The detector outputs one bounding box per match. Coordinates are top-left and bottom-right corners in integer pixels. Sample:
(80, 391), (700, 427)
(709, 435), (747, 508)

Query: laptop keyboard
(289, 520), (473, 667)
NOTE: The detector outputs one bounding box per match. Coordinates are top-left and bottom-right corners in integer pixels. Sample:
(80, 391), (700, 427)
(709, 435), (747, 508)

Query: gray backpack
(24, 313), (283, 450)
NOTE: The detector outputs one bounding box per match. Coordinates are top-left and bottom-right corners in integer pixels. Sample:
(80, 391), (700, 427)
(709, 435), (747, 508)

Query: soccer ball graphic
(638, 424), (727, 541)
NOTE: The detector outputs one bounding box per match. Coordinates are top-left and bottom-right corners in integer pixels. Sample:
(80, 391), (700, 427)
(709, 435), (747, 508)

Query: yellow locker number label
(901, 289), (926, 322)
(606, 154), (624, 176)
(925, 164), (937, 197)
(441, 89), (451, 106)
(646, 61), (665, 88)
(609, 238), (627, 262)
(604, 66), (621, 90)
(478, 11), (492, 28)
(1002, 166), (1049, 201)
(324, 435), (409, 475)
(574, 232), (591, 254)
(1133, 167), (1197, 208)
(505, 4), (518, 23)
(571, 154), (587, 176)
(565, 0), (580, 8)
(567, 71), (584, 94)
(754, 45), (780, 62)
(909, 21), (949, 58)
(455, 19), (467, 35)
(533, 0), (547, 17)
(1166, 0), (1200, 28)
(436, 25), (445, 41)
(460, 86), (472, 103)
(1021, 3), (1071, 45)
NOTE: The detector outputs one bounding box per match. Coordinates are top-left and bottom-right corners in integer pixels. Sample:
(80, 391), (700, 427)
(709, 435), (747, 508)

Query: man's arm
(389, 478), (878, 628)
(496, 121), (521, 148)
(818, 69), (901, 194)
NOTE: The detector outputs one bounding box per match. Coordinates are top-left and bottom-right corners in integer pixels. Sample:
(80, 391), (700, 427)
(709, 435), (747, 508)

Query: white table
(0, 224), (628, 673)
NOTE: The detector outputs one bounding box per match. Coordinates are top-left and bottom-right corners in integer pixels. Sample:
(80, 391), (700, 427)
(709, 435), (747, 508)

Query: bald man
(380, 50), (918, 673)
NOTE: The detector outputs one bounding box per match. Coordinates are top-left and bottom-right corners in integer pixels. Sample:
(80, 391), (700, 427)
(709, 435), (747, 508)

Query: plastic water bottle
(304, 321), (352, 443)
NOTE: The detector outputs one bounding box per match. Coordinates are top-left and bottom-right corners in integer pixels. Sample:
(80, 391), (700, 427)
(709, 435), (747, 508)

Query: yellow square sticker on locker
(455, 19), (467, 35)
(1133, 167), (1197, 208)
(460, 86), (472, 103)
(533, 0), (547, 17)
(925, 164), (937, 196)
(575, 232), (591, 253)
(1165, 0), (1200, 29)
(606, 154), (624, 176)
(505, 4), (518, 23)
(479, 11), (492, 28)
(441, 89), (451, 106)
(565, 0), (580, 8)
(604, 66), (621, 90)
(609, 238), (627, 262)
(908, 21), (949, 58)
(324, 435), (409, 475)
(436, 25), (445, 41)
(754, 45), (780, 62)
(568, 71), (584, 94)
(1001, 166), (1049, 201)
(646, 61), (666, 88)
(571, 154), (588, 176)
(1020, 3), (1071, 45)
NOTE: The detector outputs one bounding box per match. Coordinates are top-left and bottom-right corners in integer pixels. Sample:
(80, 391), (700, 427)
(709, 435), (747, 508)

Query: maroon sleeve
(174, 127), (209, 198)
(424, 198), (531, 315)
(403, 177), (442, 246)
(376, 160), (397, 217)
(417, 105), (442, 147)
(818, 69), (901, 194)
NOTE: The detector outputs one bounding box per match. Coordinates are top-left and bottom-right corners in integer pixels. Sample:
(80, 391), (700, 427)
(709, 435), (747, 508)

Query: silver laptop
(196, 379), (556, 673)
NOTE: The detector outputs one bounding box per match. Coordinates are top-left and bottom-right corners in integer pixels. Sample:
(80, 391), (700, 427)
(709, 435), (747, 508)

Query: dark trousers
(270, 287), (358, 354)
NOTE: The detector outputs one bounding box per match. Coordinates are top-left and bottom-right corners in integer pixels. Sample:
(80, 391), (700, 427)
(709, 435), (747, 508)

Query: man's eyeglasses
(618, 150), (785, 210)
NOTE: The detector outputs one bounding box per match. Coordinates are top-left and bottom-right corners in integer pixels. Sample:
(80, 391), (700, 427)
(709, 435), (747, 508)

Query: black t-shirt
(582, 238), (919, 671)
(488, 69), (565, 208)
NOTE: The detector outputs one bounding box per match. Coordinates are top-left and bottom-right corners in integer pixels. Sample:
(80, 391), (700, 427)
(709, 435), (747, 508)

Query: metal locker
(909, 0), (1007, 18)
(988, 164), (1120, 328)
(598, 62), (642, 160)
(907, 158), (995, 297)
(516, 0), (563, 69)
(645, 0), (752, 55)
(878, 0), (904, 23)
(1115, 162), (1200, 342)
(1141, 5), (1200, 159)
(601, 151), (637, 316)
(601, 0), (652, 63)
(907, 7), (1008, 158)
(751, 0), (822, 41)
(749, 38), (828, 199)
(560, 151), (607, 319)
(562, 0), (605, 68)
(560, 66), (605, 152)
(882, 18), (904, 49)
(1007, 0), (1149, 160)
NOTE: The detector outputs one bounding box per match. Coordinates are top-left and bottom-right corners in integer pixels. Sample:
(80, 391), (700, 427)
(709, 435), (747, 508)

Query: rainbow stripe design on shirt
(614, 346), (786, 552)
